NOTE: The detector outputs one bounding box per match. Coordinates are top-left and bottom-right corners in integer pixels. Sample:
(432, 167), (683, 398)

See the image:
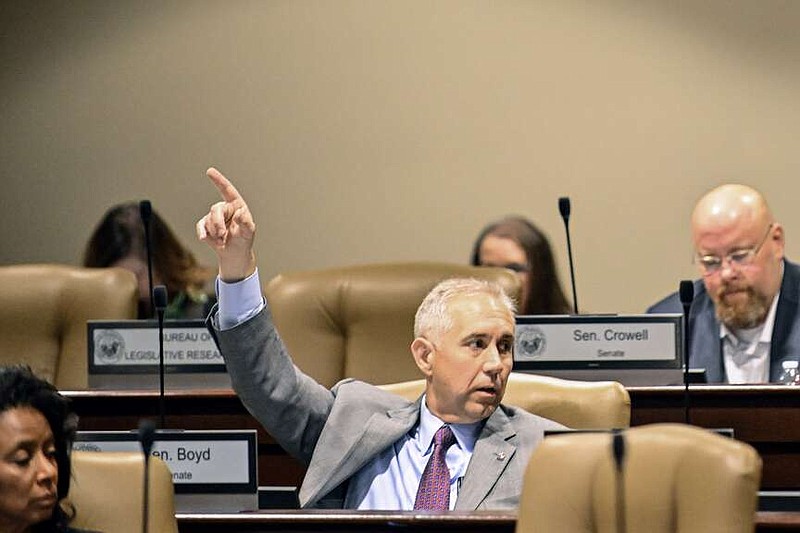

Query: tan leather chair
(517, 423), (762, 533)
(265, 262), (521, 388)
(67, 451), (178, 533)
(0, 264), (137, 389)
(380, 372), (630, 429)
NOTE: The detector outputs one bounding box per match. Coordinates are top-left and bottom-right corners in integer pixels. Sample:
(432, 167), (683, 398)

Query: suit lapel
(299, 400), (420, 507)
(454, 408), (517, 510)
(690, 285), (725, 383)
(770, 261), (799, 380)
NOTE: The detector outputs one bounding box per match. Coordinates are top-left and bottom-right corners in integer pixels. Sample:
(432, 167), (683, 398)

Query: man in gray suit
(196, 167), (563, 510)
(648, 184), (800, 383)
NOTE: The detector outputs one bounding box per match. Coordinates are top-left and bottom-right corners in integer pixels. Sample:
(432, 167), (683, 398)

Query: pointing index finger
(207, 167), (244, 203)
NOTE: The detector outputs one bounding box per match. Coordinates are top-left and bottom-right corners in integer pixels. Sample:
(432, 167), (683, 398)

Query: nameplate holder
(74, 429), (257, 512)
(514, 314), (684, 386)
(87, 320), (231, 390)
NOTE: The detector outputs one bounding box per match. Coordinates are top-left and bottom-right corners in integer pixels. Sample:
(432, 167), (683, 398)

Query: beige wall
(2, 0), (799, 313)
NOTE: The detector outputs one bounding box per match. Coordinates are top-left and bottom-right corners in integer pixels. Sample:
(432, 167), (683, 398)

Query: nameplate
(74, 429), (256, 491)
(88, 320), (224, 373)
(515, 314), (682, 370)
(74, 430), (259, 512)
(87, 320), (232, 389)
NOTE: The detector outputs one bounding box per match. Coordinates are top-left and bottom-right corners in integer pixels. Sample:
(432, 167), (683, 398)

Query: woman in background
(84, 202), (214, 319)
(0, 365), (88, 533)
(471, 216), (571, 315)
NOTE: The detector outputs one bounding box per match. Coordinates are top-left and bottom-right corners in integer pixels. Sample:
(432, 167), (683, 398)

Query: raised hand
(196, 167), (257, 282)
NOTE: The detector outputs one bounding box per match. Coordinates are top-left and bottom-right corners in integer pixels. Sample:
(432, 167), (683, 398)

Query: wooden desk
(67, 389), (307, 487)
(177, 510), (513, 533)
(629, 385), (800, 490)
(174, 510), (800, 533)
(66, 385), (800, 490)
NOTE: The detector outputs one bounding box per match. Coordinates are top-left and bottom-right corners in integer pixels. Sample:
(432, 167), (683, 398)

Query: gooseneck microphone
(139, 200), (155, 319)
(138, 418), (156, 533)
(558, 197), (579, 314)
(612, 430), (626, 533)
(153, 285), (168, 429)
(679, 280), (694, 425)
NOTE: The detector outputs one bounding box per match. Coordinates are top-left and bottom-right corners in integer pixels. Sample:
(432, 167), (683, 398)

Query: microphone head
(558, 197), (571, 219)
(153, 285), (168, 311)
(679, 280), (695, 306)
(139, 200), (152, 223)
(138, 418), (157, 455)
(612, 430), (626, 470)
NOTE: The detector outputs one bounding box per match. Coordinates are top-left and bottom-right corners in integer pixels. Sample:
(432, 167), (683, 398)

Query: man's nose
(483, 345), (504, 372)
(719, 260), (739, 280)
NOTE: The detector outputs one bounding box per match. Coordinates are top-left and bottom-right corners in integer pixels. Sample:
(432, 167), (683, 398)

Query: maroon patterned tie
(414, 425), (457, 510)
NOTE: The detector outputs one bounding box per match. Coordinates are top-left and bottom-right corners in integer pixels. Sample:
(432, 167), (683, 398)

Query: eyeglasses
(695, 223), (774, 276)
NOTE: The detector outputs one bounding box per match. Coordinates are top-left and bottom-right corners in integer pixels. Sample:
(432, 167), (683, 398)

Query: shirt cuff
(216, 269), (265, 331)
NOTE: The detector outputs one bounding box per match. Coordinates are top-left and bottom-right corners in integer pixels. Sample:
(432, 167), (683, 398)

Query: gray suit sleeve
(213, 304), (335, 463)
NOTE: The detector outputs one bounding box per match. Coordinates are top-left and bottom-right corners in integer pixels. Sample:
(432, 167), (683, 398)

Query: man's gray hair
(414, 278), (516, 339)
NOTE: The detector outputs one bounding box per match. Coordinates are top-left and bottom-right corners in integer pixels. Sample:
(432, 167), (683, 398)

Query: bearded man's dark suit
(647, 259), (800, 383)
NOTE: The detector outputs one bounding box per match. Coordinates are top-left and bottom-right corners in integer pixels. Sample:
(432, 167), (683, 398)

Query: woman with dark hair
(0, 365), (89, 532)
(83, 202), (214, 319)
(470, 216), (571, 315)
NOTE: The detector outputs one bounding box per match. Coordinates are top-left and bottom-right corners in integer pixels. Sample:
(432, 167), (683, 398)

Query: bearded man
(648, 184), (800, 383)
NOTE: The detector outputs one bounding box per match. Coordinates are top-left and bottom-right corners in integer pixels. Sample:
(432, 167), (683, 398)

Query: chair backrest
(67, 451), (178, 533)
(265, 262), (521, 387)
(379, 372), (630, 429)
(0, 264), (137, 389)
(517, 423), (762, 533)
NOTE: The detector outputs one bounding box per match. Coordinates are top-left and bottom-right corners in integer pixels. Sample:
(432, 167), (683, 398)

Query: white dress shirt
(346, 397), (481, 510)
(721, 292), (780, 384)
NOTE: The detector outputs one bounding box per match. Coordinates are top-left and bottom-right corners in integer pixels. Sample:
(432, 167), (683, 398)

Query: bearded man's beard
(713, 284), (771, 330)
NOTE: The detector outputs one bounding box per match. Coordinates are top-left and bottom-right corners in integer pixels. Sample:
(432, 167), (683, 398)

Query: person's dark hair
(83, 202), (210, 301)
(0, 365), (77, 531)
(470, 216), (571, 315)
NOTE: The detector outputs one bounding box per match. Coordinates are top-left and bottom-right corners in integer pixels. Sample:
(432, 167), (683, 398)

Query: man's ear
(411, 337), (434, 377)
(772, 223), (786, 259)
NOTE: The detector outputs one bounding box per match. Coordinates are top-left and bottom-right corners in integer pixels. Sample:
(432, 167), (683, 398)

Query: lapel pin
(495, 452), (506, 461)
